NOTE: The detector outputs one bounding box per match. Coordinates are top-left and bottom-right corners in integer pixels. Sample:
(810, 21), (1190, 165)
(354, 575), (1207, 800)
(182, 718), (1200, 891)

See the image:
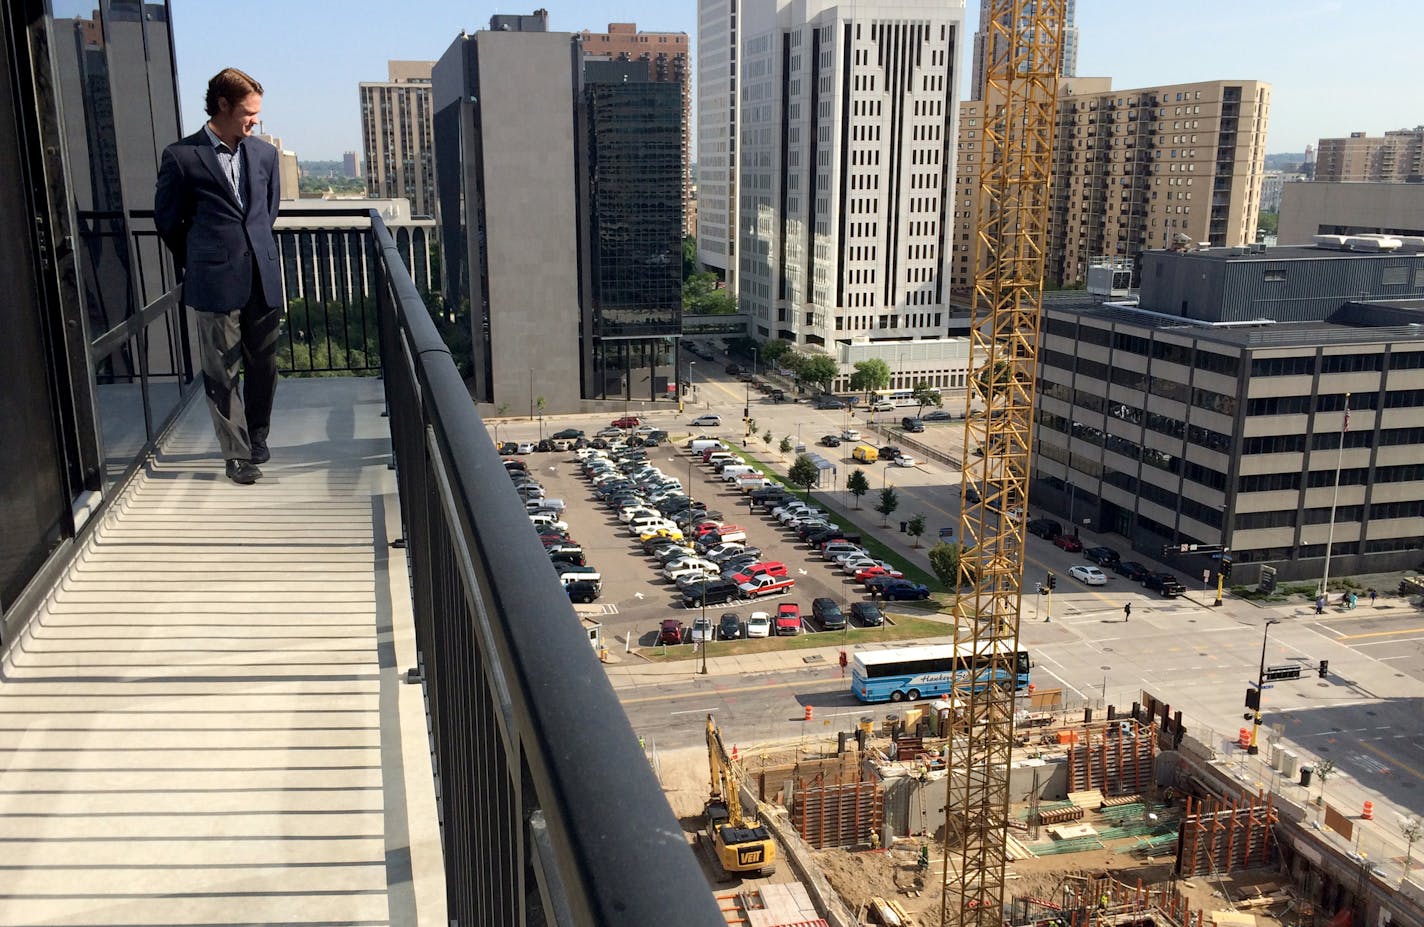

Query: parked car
(1026, 518), (1062, 540)
(1143, 572), (1186, 597)
(814, 394), (847, 410)
(850, 602), (884, 627)
(891, 455), (918, 468)
(550, 428), (584, 441)
(498, 441), (518, 456)
(1053, 533), (1084, 552)
(870, 399), (896, 412)
(875, 579), (931, 601)
(1067, 565), (1107, 586)
(739, 574), (797, 599)
(877, 445), (902, 461)
(1084, 546), (1121, 567)
(774, 603), (802, 635)
(731, 561), (789, 583)
(855, 565), (905, 584)
(657, 619), (685, 645)
(811, 598), (846, 630)
(746, 612), (772, 638)
(922, 410), (955, 423)
(1115, 560), (1151, 582)
(819, 434), (842, 448)
(690, 414), (722, 427)
(611, 416), (641, 428)
(717, 612), (743, 640)
(901, 417), (925, 433)
(515, 442), (535, 454)
(682, 579), (742, 608)
(690, 615), (714, 643)
(564, 579), (603, 603)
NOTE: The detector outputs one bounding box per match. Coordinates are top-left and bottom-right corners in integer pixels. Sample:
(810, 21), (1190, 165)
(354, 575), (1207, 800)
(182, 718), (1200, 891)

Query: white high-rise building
(696, 0), (741, 286)
(728, 0), (967, 355)
(969, 0), (1077, 102)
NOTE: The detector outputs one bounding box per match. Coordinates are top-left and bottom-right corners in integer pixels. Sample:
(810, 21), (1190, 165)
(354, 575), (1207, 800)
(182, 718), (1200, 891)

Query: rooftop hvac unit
(1344, 235), (1402, 252)
(1313, 234), (1350, 250)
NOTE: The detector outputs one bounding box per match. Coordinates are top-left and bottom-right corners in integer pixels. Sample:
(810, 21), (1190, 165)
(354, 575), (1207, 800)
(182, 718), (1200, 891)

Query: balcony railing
(368, 212), (724, 926)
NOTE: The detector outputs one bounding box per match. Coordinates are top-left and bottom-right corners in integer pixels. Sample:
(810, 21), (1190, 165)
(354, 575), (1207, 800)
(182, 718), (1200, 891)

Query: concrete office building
(968, 0), (1078, 102)
(731, 0), (967, 363)
(579, 22), (692, 236)
(1030, 242), (1424, 584)
(1314, 127), (1424, 183)
(254, 133), (300, 199)
(1278, 181), (1424, 245)
(953, 78), (1271, 290)
(433, 19), (683, 414)
(695, 0), (741, 288)
(342, 150), (359, 178)
(1259, 169), (1304, 214)
(358, 61), (437, 217)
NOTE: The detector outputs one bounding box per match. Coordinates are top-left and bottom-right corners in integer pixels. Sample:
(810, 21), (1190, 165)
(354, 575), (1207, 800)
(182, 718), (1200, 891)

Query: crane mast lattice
(942, 2), (1065, 926)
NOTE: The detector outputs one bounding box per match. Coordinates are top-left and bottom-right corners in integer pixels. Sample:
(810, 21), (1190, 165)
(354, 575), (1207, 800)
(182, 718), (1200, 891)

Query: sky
(170, 0), (1421, 162)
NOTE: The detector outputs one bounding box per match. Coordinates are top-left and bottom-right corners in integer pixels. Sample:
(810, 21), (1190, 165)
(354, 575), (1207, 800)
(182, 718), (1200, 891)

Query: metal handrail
(369, 212), (722, 926)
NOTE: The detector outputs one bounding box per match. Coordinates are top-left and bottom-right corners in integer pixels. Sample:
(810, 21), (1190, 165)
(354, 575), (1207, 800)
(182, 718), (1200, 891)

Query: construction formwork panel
(792, 776), (884, 850)
(1064, 721), (1157, 796)
(1175, 794), (1278, 878)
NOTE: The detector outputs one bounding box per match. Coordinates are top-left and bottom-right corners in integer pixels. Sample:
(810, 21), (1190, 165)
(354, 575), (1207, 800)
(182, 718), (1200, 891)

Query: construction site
(660, 689), (1418, 927)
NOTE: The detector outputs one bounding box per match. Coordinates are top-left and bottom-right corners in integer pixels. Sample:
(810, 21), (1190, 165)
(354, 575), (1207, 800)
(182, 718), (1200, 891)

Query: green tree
(972, 361), (1017, 401)
(848, 358), (891, 404)
(907, 513), (926, 549)
(759, 338), (792, 367)
(1314, 758), (1335, 807)
(846, 468), (870, 509)
(912, 380), (942, 414)
(781, 351), (807, 390)
(928, 541), (961, 589)
(762, 429), (773, 444)
(682, 236), (698, 280)
(801, 354), (840, 394)
(1257, 211), (1279, 237)
(779, 436), (793, 454)
(876, 486), (900, 526)
(788, 454), (819, 497)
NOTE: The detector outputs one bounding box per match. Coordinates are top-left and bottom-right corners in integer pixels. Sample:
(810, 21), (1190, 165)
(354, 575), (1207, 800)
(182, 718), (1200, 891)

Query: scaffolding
(944, 2), (1066, 926)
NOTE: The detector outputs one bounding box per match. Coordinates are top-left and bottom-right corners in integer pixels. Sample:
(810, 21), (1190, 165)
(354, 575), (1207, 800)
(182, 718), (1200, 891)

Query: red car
(692, 521), (726, 537)
(657, 619), (684, 645)
(1053, 533), (1084, 552)
(611, 416), (641, 428)
(775, 603), (802, 636)
(854, 565), (905, 583)
(731, 561), (788, 585)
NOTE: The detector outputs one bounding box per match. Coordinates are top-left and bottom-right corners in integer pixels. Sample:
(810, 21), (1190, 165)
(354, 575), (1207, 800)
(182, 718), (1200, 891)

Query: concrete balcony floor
(0, 377), (444, 926)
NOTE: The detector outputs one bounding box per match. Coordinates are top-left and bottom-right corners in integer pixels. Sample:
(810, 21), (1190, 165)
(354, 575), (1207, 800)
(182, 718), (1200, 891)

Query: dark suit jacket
(154, 128), (282, 312)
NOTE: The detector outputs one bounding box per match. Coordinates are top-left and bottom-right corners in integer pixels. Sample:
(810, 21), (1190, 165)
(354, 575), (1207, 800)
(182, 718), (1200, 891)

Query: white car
(746, 612), (772, 638)
(841, 427), (861, 441)
(1068, 565), (1108, 586)
(690, 615), (714, 643)
(690, 414), (723, 427)
(840, 555), (880, 575)
(516, 442), (535, 454)
(870, 399), (896, 412)
(892, 455), (918, 468)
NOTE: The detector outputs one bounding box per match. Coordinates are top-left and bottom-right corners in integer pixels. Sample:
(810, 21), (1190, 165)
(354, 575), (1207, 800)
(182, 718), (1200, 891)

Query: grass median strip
(638, 614), (950, 662)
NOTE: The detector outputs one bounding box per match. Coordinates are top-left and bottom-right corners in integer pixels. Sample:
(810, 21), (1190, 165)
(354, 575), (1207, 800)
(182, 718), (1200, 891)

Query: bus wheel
(907, 689), (921, 701)
(890, 690), (905, 703)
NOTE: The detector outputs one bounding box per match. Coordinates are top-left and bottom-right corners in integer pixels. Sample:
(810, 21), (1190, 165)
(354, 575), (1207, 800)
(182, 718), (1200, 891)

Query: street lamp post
(1249, 618), (1281, 754)
(751, 346), (758, 380)
(699, 595), (709, 675)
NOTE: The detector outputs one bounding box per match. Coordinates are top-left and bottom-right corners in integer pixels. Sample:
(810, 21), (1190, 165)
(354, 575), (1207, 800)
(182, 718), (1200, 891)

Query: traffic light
(1220, 556), (1233, 581)
(1046, 572), (1057, 590)
(1318, 659), (1329, 679)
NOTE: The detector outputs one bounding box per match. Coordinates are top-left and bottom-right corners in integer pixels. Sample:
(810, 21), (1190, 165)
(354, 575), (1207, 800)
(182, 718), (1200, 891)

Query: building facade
(733, 0), (967, 361)
(1259, 169), (1304, 214)
(953, 78), (1271, 290)
(578, 23), (692, 236)
(1031, 244), (1424, 584)
(359, 61), (437, 218)
(433, 21), (683, 414)
(695, 0), (741, 287)
(1278, 181), (1424, 245)
(968, 0), (1078, 102)
(255, 133), (300, 199)
(1314, 127), (1424, 183)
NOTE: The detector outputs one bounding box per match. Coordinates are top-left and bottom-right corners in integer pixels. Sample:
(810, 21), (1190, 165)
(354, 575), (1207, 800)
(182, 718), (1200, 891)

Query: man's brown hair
(204, 68), (264, 117)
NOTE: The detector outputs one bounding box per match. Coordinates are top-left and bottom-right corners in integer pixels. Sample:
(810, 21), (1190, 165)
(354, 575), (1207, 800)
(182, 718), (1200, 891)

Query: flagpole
(1318, 391), (1350, 599)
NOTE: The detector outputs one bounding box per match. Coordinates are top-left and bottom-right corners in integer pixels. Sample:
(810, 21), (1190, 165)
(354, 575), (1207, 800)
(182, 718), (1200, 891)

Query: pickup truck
(738, 575), (797, 599)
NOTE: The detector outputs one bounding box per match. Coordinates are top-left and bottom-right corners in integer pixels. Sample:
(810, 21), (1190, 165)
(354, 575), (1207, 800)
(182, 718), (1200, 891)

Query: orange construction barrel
(1238, 728), (1251, 748)
(1362, 801), (1374, 820)
(804, 705), (813, 721)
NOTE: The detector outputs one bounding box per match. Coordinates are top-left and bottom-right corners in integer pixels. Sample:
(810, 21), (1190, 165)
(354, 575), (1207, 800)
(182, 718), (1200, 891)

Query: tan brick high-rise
(359, 61), (436, 217)
(1315, 127), (1424, 183)
(952, 78), (1271, 290)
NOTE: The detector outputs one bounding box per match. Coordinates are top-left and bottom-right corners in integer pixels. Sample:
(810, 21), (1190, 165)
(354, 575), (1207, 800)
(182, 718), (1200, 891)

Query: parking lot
(509, 429), (906, 648)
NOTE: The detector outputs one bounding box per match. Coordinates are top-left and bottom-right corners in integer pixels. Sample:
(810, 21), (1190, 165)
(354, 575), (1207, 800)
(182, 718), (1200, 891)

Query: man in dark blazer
(155, 67), (283, 484)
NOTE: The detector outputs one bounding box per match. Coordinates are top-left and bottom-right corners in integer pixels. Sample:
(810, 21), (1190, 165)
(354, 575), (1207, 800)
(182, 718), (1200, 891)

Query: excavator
(704, 714), (776, 876)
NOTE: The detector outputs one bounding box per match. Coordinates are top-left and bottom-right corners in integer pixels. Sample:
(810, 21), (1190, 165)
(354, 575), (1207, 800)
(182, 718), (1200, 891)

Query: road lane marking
(1032, 665), (1086, 700)
(669, 708), (718, 715)
(620, 676), (844, 704)
(1357, 739), (1424, 781)
(1339, 626), (1424, 640)
(1354, 636), (1424, 647)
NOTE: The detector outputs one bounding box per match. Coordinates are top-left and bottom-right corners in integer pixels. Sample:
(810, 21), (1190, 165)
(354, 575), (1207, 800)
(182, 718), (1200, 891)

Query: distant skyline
(171, 0), (1420, 161)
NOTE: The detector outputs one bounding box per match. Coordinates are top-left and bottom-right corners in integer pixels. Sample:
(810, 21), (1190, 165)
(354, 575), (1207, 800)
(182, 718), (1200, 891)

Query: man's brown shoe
(225, 459), (263, 484)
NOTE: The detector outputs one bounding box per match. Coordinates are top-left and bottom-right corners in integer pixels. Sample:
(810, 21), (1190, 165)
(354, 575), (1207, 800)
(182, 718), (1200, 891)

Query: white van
(705, 452), (736, 469)
(720, 465), (756, 482)
(628, 515), (673, 536)
(688, 438), (725, 454)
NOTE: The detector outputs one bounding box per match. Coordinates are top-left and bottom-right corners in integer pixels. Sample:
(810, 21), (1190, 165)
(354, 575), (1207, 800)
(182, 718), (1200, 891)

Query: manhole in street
(1366, 710), (1377, 716)
(1100, 665), (1112, 670)
(803, 655), (825, 664)
(1101, 647), (1115, 652)
(1319, 745), (1332, 753)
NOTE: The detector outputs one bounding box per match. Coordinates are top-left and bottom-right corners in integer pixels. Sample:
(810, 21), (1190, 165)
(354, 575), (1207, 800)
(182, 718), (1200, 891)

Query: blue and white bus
(850, 642), (1031, 703)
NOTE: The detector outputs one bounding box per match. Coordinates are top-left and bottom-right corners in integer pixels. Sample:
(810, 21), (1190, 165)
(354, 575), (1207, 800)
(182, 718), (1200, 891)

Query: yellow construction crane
(945, 2), (1065, 927)
(704, 714), (777, 876)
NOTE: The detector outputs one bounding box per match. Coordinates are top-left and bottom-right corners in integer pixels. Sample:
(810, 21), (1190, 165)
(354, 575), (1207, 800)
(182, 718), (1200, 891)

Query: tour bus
(869, 389), (921, 408)
(850, 642), (1031, 703)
